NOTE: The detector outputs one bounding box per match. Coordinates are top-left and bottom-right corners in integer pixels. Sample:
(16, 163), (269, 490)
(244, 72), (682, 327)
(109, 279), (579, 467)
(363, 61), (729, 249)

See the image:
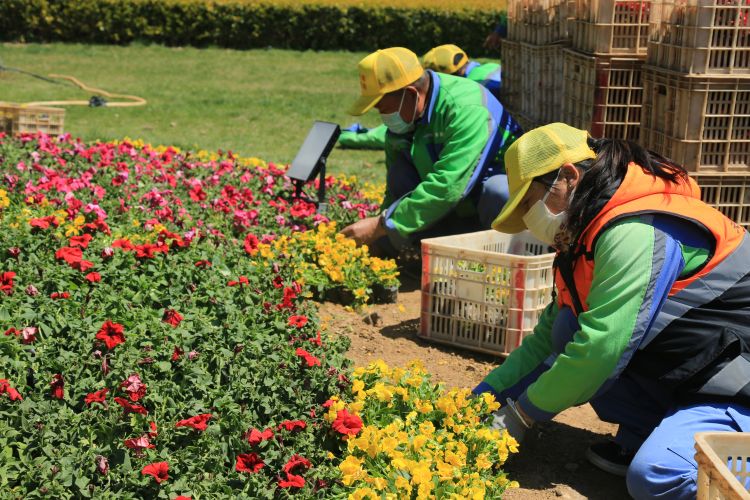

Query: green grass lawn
(0, 43), (390, 183)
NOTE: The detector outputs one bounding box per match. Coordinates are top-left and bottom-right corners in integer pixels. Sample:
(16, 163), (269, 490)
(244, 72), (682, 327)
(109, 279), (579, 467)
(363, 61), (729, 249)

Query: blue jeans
(473, 306), (750, 499)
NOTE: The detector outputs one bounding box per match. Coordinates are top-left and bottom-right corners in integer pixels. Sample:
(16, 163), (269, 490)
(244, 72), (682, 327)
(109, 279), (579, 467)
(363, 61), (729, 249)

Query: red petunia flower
(141, 461), (169, 483)
(278, 472), (305, 488)
(69, 234), (93, 249)
(124, 434), (156, 450)
(227, 276), (249, 287)
(194, 260), (212, 268)
(85, 272), (101, 283)
(277, 420), (306, 432)
(114, 397), (148, 415)
(174, 497), (192, 500)
(96, 320), (125, 350)
(288, 315), (308, 328)
(235, 453), (265, 474)
(283, 454), (312, 475)
(120, 373), (147, 402)
(162, 309), (183, 327)
(85, 387), (109, 406)
(289, 199), (316, 218)
(0, 379), (22, 401)
(4, 327), (19, 337)
(112, 238), (135, 251)
(243, 233), (259, 255)
(175, 413), (212, 432)
(50, 291), (71, 299)
(246, 428), (274, 446)
(70, 259), (95, 272)
(332, 409), (363, 436)
(295, 348), (321, 368)
(29, 215), (59, 230)
(171, 346), (184, 361)
(50, 374), (64, 400)
(0, 271), (16, 295)
(55, 246), (83, 264)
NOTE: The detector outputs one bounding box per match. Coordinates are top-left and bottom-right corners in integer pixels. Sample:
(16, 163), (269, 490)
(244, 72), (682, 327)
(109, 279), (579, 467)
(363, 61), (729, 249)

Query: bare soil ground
(319, 278), (632, 500)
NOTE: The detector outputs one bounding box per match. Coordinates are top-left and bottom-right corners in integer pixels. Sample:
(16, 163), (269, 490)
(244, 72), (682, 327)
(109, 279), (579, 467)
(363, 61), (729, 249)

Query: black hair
(535, 137), (688, 247)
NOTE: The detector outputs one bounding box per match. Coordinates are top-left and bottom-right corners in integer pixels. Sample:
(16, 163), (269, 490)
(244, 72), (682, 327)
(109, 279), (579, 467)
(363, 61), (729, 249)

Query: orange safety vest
(551, 162), (750, 404)
(554, 163), (746, 316)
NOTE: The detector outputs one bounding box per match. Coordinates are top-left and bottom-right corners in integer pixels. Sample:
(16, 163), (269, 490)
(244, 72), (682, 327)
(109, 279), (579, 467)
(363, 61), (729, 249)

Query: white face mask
(522, 173), (568, 246)
(380, 89), (417, 135)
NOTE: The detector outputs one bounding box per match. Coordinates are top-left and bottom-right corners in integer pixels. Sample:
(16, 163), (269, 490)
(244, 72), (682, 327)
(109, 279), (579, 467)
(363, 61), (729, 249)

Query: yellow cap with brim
(422, 44), (469, 74)
(492, 123), (597, 233)
(348, 47), (424, 116)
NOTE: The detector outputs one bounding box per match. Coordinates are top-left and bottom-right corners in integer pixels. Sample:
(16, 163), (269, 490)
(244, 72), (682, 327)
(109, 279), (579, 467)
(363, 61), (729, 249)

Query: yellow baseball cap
(492, 123), (597, 233)
(422, 44), (469, 74)
(348, 47), (424, 116)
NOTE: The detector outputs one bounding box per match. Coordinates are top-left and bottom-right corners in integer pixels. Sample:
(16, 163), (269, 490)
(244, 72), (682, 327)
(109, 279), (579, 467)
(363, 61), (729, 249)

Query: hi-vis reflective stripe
(639, 232), (750, 350)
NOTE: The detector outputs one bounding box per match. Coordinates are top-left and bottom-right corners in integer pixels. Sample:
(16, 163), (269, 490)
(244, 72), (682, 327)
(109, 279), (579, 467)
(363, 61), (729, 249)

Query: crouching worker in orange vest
(473, 123), (750, 499)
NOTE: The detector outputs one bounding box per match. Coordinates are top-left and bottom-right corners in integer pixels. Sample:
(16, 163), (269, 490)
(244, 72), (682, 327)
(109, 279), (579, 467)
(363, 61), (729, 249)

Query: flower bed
(0, 132), (515, 498)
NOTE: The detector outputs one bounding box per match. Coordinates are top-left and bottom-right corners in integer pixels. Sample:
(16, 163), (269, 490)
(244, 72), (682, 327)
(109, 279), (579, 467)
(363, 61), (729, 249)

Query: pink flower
(124, 434), (155, 450)
(120, 373), (146, 402)
(95, 455), (109, 475)
(21, 326), (37, 344)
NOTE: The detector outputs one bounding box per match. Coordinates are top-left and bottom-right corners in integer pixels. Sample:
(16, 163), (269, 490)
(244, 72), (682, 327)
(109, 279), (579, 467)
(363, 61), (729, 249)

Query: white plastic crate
(649, 0), (750, 75)
(501, 41), (565, 129)
(419, 230), (555, 357)
(691, 173), (750, 230)
(641, 67), (750, 172)
(0, 103), (65, 135)
(508, 0), (576, 44)
(562, 49), (645, 140)
(695, 432), (750, 500)
(572, 0), (653, 55)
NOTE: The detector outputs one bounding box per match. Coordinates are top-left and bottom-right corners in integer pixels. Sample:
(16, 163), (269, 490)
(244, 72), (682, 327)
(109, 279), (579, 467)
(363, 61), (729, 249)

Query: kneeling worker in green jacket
(339, 44), (503, 150)
(340, 47), (522, 256)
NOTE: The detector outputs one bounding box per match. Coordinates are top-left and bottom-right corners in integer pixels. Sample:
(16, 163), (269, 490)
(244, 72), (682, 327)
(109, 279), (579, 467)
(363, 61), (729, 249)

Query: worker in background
(340, 47), (522, 256)
(477, 123), (750, 499)
(339, 44), (503, 150)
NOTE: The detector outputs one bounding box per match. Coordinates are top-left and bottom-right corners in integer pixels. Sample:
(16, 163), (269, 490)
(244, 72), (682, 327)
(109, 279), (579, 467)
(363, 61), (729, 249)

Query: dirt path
(319, 284), (631, 500)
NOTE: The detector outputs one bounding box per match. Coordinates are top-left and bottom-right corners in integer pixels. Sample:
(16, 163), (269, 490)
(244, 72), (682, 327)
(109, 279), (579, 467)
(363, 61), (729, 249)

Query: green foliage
(0, 0), (504, 57)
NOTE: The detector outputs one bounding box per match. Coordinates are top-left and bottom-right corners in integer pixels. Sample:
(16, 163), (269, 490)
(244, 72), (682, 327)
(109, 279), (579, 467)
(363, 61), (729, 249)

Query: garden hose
(0, 63), (146, 108)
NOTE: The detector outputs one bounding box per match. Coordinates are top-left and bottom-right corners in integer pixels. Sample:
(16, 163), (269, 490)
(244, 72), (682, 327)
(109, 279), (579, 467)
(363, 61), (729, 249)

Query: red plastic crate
(562, 49), (645, 140)
(648, 0), (750, 75)
(572, 0), (653, 55)
(641, 66), (750, 171)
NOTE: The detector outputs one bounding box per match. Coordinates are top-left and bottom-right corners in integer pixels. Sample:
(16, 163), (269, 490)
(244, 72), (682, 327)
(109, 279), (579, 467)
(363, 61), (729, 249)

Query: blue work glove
(343, 123), (367, 134)
(491, 398), (532, 444)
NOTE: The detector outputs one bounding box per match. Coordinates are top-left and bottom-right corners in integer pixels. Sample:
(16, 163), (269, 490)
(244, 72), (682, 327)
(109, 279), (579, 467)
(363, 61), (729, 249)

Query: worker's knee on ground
(626, 450), (697, 500)
(478, 174), (509, 229)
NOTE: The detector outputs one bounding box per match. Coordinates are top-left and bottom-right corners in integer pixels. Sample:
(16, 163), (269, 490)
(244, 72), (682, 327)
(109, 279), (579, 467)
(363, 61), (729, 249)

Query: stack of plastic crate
(562, 0), (651, 140)
(501, 0), (574, 130)
(640, 0), (749, 228)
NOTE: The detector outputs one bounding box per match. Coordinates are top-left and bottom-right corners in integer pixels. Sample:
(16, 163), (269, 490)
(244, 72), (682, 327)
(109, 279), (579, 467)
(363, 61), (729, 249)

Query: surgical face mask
(522, 173), (569, 246)
(380, 89), (417, 135)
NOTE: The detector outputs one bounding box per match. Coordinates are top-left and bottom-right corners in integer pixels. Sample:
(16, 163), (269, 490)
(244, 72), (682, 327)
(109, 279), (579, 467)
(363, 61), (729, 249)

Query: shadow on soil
(506, 420), (631, 499)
